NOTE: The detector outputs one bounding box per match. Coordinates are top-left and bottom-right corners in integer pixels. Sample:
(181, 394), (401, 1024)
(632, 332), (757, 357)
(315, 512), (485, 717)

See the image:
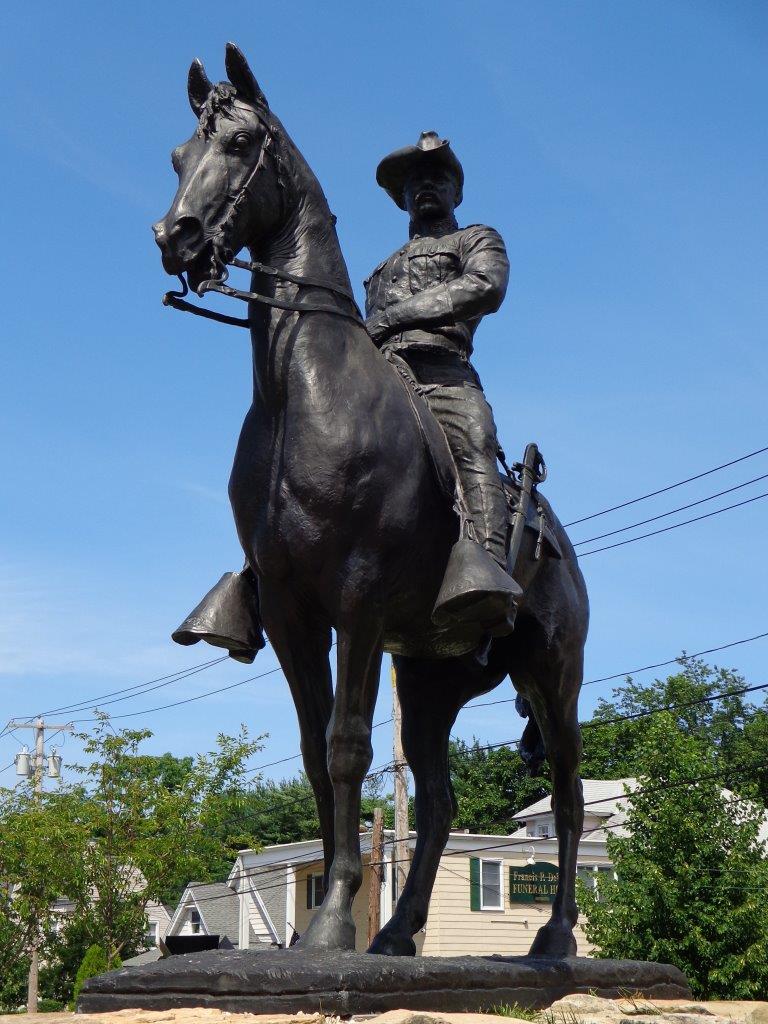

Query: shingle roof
(187, 882), (239, 943)
(513, 779), (637, 820)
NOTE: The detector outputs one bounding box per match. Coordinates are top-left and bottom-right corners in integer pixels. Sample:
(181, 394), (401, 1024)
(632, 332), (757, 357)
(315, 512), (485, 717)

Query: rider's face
(403, 166), (459, 221)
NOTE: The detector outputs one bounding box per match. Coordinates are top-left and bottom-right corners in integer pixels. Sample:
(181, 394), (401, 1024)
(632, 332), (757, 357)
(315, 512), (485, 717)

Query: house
(162, 776), (768, 962)
(231, 779), (633, 957)
(49, 894), (172, 969)
(165, 880), (278, 949)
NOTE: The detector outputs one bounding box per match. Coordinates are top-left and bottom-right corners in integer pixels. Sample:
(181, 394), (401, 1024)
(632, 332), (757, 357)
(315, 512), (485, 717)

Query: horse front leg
(526, 657), (583, 958)
(258, 586), (336, 893)
(369, 657), (469, 955)
(298, 616), (383, 951)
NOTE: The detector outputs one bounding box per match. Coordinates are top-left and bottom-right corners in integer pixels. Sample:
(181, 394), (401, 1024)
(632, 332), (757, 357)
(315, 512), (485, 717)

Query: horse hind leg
(523, 657), (584, 958)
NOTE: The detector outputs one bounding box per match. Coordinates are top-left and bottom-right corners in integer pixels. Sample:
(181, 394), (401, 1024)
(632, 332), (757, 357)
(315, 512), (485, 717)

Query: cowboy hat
(376, 131), (464, 210)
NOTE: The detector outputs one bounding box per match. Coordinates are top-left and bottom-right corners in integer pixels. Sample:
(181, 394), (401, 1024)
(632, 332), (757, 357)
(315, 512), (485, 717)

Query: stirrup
(432, 536), (522, 629)
(172, 570), (266, 664)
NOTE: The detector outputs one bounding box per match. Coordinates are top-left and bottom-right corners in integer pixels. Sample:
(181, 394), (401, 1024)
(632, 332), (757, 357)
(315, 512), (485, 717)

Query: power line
(454, 677), (768, 757)
(15, 655), (229, 722)
(69, 663), (287, 723)
(564, 445), (768, 528)
(195, 681), (768, 888)
(573, 472), (768, 547)
(580, 679), (768, 731)
(578, 490), (768, 557)
(581, 630), (768, 688)
(462, 629), (768, 711)
(6, 477), (765, 730)
(185, 757), (768, 906)
(246, 717), (394, 776)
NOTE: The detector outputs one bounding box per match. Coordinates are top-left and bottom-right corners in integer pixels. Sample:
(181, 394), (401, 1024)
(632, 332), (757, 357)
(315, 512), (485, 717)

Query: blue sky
(1, 2), (767, 788)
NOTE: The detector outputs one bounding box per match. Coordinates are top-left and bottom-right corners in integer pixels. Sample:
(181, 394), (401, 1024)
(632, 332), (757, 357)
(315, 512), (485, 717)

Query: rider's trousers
(395, 349), (509, 567)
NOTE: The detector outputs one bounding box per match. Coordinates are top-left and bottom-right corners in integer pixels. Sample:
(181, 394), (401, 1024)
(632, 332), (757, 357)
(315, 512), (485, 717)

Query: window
(143, 921), (158, 948)
(306, 873), (325, 909)
(479, 859), (503, 910)
(189, 908), (201, 934)
(577, 864), (614, 900)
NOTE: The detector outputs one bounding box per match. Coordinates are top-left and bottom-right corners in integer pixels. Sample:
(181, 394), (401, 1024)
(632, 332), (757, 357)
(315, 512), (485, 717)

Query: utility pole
(366, 806), (384, 947)
(9, 718), (73, 1014)
(391, 663), (409, 903)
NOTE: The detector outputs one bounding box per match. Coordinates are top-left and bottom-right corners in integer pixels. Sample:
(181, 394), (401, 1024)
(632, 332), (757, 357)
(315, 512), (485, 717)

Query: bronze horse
(153, 45), (588, 958)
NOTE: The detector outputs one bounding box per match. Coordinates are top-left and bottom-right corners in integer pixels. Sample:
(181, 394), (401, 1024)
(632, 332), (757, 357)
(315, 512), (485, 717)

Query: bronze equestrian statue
(153, 44), (589, 958)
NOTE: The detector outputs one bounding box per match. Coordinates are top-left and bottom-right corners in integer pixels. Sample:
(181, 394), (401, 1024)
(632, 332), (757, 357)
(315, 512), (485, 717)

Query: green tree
(70, 944), (116, 1009)
(68, 714), (264, 960)
(581, 660), (768, 800)
(449, 738), (549, 834)
(579, 713), (768, 999)
(0, 781), (87, 1010)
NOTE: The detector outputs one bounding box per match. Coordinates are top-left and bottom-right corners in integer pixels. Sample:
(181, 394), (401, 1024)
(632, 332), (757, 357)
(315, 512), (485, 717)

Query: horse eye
(229, 132), (252, 153)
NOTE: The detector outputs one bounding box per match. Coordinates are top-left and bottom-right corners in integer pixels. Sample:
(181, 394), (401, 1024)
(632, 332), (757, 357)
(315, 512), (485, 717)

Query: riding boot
(172, 564), (266, 664)
(468, 480), (522, 637)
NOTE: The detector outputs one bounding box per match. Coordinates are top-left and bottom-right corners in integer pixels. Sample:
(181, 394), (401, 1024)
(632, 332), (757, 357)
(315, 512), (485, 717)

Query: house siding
(249, 866), (286, 945)
(292, 858), (374, 953)
(421, 850), (610, 957)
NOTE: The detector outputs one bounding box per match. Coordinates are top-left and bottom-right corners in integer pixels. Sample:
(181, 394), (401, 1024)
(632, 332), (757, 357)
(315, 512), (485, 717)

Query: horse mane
(196, 83), (240, 139)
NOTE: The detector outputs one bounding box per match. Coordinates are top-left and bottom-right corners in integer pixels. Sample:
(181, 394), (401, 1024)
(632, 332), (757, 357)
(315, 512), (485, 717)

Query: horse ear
(188, 58), (213, 117)
(225, 42), (268, 110)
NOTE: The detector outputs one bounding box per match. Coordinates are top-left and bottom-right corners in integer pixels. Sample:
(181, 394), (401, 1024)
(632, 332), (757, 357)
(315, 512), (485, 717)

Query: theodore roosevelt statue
(172, 131), (521, 663)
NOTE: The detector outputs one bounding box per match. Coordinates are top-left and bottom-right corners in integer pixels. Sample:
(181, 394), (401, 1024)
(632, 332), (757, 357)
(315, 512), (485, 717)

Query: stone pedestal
(78, 949), (691, 1015)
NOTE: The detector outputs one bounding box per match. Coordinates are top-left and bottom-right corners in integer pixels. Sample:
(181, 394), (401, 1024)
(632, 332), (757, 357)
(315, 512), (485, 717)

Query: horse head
(152, 44), (288, 292)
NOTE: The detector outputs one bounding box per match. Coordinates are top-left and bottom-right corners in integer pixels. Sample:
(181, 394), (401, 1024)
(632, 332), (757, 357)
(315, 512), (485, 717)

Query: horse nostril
(169, 216), (204, 251)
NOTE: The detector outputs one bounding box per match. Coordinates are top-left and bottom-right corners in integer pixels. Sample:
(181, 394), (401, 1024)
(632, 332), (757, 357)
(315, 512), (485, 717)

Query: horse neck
(246, 121), (359, 404)
(255, 120), (352, 297)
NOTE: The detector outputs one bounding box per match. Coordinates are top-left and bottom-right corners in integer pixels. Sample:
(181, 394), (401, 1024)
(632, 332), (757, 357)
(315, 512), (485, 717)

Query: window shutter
(306, 876), (313, 909)
(469, 857), (481, 911)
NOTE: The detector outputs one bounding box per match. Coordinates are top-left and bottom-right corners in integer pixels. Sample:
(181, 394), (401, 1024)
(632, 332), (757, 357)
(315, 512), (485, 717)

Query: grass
(490, 1003), (539, 1020)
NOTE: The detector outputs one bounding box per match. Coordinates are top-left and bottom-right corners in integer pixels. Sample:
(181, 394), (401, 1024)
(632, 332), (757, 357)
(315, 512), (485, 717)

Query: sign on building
(509, 862), (558, 904)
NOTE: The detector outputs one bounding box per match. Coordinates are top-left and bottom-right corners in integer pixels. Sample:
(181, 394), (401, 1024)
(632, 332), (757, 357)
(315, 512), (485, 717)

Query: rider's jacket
(363, 224), (509, 358)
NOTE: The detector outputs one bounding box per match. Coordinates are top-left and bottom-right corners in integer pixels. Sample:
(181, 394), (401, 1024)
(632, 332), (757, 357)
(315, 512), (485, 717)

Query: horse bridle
(162, 113), (363, 328)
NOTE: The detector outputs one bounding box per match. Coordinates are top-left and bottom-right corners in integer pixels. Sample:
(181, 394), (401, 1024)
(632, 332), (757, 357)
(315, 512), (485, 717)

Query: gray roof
(514, 779), (637, 820)
(187, 882), (239, 943)
(123, 948), (162, 966)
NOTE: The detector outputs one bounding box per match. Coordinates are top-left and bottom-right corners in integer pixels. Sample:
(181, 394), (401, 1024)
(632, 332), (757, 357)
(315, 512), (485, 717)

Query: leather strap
(199, 277), (363, 322)
(230, 257), (358, 306)
(162, 268), (364, 329)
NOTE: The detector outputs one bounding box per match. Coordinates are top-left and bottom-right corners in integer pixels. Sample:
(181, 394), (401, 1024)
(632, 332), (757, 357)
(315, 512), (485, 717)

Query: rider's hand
(365, 311), (392, 344)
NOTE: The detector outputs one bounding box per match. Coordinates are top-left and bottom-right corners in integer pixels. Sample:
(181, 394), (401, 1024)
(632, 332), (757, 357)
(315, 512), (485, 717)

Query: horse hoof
(296, 911), (356, 952)
(368, 928), (416, 956)
(528, 922), (577, 958)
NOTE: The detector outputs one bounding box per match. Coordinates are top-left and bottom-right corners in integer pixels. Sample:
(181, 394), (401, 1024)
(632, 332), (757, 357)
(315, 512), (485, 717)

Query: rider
(366, 131), (521, 635)
(172, 130), (520, 662)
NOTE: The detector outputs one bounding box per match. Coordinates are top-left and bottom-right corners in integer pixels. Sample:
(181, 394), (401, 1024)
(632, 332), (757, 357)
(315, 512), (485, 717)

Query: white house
(165, 880), (279, 950)
(156, 776), (768, 962)
(229, 779), (637, 957)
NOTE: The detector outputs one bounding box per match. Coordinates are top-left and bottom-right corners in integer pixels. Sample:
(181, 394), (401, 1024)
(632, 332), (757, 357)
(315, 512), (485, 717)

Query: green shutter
(306, 876), (313, 909)
(470, 857), (481, 911)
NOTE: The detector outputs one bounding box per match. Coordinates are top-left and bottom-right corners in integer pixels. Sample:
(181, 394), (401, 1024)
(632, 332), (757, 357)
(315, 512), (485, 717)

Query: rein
(163, 262), (363, 328)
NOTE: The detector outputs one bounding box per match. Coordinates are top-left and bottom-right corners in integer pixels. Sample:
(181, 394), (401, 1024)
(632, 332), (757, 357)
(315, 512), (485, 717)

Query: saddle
(382, 353), (561, 660)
